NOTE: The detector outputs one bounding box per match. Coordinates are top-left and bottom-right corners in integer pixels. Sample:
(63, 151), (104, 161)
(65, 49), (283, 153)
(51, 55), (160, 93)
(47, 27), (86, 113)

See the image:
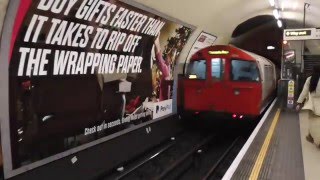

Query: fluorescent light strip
(267, 46), (275, 50)
(277, 20), (282, 28)
(293, 1), (298, 10)
(269, 0), (275, 7)
(273, 9), (280, 19)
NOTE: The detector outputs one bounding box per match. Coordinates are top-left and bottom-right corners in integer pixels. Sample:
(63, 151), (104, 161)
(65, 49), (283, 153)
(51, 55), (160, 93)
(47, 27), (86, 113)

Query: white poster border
(184, 31), (217, 74)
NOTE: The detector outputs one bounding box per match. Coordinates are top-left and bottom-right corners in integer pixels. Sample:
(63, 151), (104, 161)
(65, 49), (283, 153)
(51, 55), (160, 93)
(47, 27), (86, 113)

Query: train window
(186, 60), (206, 80)
(211, 58), (224, 80)
(264, 65), (273, 81)
(231, 60), (259, 82)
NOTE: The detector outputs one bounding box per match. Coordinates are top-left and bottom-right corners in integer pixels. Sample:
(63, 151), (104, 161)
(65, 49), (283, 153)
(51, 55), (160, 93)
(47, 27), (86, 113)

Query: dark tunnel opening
(230, 15), (284, 68)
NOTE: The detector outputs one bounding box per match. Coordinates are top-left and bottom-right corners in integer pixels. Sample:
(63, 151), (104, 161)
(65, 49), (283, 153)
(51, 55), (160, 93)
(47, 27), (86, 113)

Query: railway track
(201, 137), (241, 180)
(100, 131), (211, 180)
(153, 134), (216, 180)
(100, 127), (246, 180)
(163, 136), (243, 180)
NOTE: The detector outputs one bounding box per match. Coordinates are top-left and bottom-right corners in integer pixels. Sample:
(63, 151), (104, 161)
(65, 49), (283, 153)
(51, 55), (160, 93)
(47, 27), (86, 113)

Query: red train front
(180, 45), (276, 120)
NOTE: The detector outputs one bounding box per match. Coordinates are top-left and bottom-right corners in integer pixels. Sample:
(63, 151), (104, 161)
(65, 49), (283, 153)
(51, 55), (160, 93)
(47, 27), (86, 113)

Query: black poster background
(8, 0), (193, 169)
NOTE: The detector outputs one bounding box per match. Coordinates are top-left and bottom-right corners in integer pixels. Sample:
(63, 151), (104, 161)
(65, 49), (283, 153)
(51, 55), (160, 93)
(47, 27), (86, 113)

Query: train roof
(189, 45), (275, 66)
(190, 45), (255, 61)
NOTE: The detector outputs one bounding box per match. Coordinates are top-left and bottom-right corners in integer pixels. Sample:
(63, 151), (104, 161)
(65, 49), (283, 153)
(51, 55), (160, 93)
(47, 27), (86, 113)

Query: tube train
(180, 45), (278, 120)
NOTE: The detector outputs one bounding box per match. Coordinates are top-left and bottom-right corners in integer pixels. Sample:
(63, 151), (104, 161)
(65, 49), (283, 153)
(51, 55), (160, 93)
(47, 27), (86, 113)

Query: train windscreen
(186, 60), (206, 79)
(231, 60), (260, 82)
(211, 58), (224, 80)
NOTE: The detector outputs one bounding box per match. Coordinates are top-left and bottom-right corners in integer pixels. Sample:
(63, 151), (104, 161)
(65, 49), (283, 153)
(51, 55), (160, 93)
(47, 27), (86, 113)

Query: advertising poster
(287, 80), (295, 108)
(4, 0), (193, 174)
(282, 49), (296, 79)
(283, 49), (296, 63)
(186, 31), (217, 61)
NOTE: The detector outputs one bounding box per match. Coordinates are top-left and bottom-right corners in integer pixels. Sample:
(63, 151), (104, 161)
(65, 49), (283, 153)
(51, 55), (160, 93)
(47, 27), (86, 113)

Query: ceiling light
(267, 46), (275, 50)
(269, 0), (275, 7)
(273, 9), (280, 19)
(293, 2), (298, 10)
(277, 20), (283, 28)
(282, 0), (291, 10)
(281, 2), (285, 10)
(285, 12), (296, 19)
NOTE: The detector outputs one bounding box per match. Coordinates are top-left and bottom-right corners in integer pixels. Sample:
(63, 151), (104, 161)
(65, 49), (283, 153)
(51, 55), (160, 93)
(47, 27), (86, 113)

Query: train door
(183, 59), (210, 111)
(225, 59), (262, 116)
(205, 58), (227, 112)
(183, 58), (227, 112)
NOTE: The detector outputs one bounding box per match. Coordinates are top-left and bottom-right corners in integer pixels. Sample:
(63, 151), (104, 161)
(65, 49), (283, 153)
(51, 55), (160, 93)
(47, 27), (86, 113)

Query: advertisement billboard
(1, 0), (193, 178)
(282, 49), (296, 79)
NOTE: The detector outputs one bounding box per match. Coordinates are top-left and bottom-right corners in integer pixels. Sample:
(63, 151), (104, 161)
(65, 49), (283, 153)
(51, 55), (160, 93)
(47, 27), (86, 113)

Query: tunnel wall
(0, 0), (9, 36)
(230, 21), (282, 68)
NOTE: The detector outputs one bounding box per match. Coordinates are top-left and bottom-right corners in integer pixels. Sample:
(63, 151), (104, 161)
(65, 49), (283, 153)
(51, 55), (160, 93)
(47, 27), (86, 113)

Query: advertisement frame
(0, 0), (196, 178)
(283, 49), (296, 64)
(183, 31), (217, 74)
(282, 49), (296, 80)
(186, 31), (217, 60)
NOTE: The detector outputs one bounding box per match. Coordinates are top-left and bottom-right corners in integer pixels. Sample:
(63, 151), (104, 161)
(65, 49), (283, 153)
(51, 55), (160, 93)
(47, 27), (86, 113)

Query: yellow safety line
(249, 108), (281, 180)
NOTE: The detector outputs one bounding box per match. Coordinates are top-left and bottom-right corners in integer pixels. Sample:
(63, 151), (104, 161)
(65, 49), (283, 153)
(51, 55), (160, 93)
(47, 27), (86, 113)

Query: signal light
(232, 114), (237, 118)
(239, 115), (244, 119)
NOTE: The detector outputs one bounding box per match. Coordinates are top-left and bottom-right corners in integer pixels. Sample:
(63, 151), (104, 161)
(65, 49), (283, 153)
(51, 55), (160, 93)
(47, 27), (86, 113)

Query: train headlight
(189, 74), (197, 79)
(234, 90), (240, 95)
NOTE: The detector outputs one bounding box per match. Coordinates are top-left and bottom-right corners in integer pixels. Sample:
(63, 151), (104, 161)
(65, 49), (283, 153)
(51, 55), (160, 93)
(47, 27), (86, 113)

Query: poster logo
(153, 99), (173, 119)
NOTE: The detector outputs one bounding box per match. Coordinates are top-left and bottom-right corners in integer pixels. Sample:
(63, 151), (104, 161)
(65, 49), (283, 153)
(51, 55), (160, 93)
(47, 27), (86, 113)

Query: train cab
(182, 45), (277, 120)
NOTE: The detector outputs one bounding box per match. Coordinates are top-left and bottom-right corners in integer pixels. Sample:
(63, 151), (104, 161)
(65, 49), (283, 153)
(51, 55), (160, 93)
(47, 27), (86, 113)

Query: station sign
(283, 28), (320, 40)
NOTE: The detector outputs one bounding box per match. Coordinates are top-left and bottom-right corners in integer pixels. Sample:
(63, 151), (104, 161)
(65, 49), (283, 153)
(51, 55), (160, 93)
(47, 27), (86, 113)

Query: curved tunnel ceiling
(133, 0), (320, 44)
(231, 15), (276, 38)
(133, 0), (274, 43)
(132, 0), (320, 68)
(1, 1), (316, 58)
